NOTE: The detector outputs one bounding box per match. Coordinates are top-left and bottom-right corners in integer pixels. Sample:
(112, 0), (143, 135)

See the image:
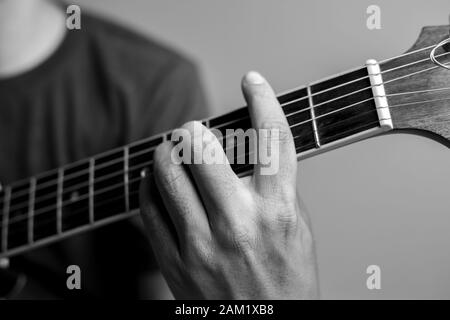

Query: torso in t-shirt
(0, 13), (208, 298)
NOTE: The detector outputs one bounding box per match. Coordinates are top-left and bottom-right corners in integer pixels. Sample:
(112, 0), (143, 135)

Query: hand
(140, 71), (319, 299)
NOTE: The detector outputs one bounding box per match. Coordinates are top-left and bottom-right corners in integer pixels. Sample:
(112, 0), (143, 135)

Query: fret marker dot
(70, 191), (79, 202)
(0, 258), (9, 269)
(140, 169), (147, 178)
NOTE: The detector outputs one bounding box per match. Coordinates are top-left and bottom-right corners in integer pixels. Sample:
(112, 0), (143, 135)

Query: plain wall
(71, 0), (450, 299)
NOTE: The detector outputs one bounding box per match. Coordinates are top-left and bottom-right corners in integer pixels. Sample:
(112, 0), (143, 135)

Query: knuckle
(229, 224), (256, 252)
(261, 195), (298, 232)
(217, 179), (241, 203)
(180, 120), (203, 138)
(183, 239), (218, 274)
(280, 186), (297, 204)
(158, 166), (185, 192)
(191, 240), (215, 264)
(275, 209), (298, 231)
(180, 120), (209, 160)
(201, 130), (219, 152)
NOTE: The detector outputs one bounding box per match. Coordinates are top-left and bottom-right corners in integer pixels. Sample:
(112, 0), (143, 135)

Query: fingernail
(245, 71), (265, 85)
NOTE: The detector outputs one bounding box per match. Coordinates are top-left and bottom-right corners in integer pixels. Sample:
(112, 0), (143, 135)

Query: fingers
(139, 174), (181, 267)
(241, 71), (297, 197)
(152, 141), (211, 243)
(174, 121), (245, 220)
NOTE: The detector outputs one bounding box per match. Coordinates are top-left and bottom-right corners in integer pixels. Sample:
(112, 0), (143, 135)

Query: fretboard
(0, 59), (393, 258)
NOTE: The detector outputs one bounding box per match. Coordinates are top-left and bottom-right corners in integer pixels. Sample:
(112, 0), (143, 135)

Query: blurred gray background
(71, 0), (450, 299)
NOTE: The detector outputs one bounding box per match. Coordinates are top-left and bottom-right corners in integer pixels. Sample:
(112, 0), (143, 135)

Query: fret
(123, 147), (130, 213)
(28, 177), (36, 243)
(7, 181), (30, 250)
(1, 186), (11, 253)
(0, 59), (403, 258)
(62, 161), (90, 231)
(93, 150), (126, 221)
(34, 172), (59, 241)
(310, 67), (368, 98)
(279, 88), (316, 154)
(0, 185), (3, 253)
(307, 86), (321, 148)
(129, 136), (163, 210)
(57, 169), (63, 234)
(89, 158), (95, 224)
(311, 67), (379, 145)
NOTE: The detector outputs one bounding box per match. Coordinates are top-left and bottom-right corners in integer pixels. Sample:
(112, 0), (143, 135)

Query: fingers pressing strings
(152, 141), (211, 245)
(173, 121), (248, 228)
(241, 72), (297, 198)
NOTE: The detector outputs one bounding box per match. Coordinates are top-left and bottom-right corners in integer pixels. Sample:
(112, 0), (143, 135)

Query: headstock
(381, 25), (450, 146)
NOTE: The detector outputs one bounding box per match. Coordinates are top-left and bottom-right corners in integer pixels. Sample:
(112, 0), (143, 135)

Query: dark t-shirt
(0, 13), (208, 298)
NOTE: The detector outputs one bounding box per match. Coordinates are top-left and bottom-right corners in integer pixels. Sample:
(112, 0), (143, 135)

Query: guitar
(0, 24), (449, 298)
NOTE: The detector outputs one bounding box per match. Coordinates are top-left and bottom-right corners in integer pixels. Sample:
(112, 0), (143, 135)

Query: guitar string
(10, 107), (380, 219)
(4, 48), (450, 206)
(4, 44), (449, 199)
(5, 76), (450, 216)
(7, 101), (450, 251)
(277, 52), (450, 112)
(4, 12), (439, 253)
(6, 93), (450, 242)
(5, 43), (441, 188)
(4, 118), (386, 237)
(16, 84), (450, 214)
(10, 87), (450, 210)
(213, 56), (450, 134)
(26, 90), (450, 220)
(2, 43), (450, 249)
(3, 70), (450, 221)
(2, 43), (446, 194)
(1, 46), (450, 226)
(3, 89), (450, 233)
(8, 189), (141, 244)
(8, 88), (450, 240)
(275, 44), (444, 104)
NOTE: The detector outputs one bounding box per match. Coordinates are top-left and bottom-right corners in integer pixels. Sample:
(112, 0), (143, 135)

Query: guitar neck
(0, 59), (394, 259)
